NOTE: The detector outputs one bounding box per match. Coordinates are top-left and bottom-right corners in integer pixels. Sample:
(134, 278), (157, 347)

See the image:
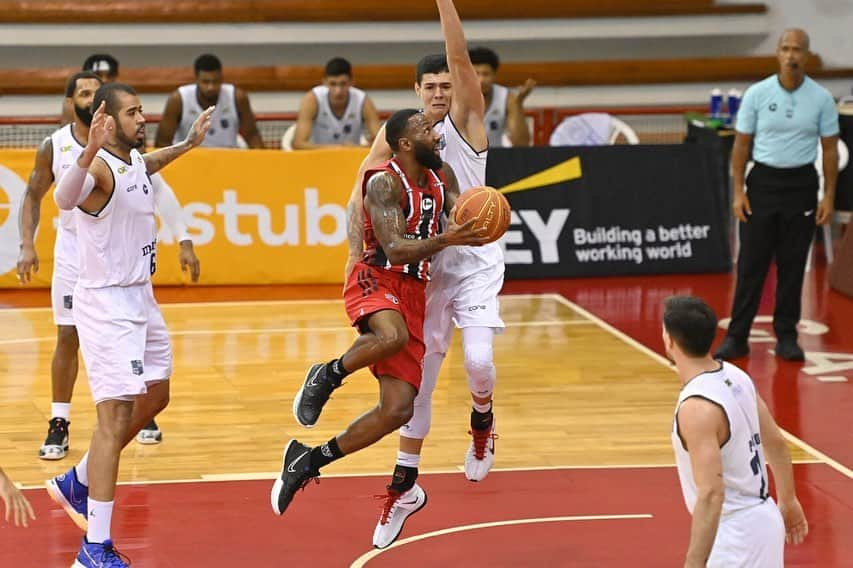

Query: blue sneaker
(72, 538), (130, 567)
(45, 466), (88, 530)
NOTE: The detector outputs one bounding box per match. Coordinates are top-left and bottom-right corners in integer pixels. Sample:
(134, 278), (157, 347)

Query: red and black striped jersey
(361, 158), (446, 281)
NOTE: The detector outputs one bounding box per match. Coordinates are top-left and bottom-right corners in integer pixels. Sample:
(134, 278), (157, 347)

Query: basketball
(453, 186), (511, 243)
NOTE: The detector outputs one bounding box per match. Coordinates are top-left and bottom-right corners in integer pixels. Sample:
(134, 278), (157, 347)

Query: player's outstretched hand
(444, 215), (490, 247)
(186, 106), (215, 148)
(87, 101), (114, 150)
(0, 469), (35, 528)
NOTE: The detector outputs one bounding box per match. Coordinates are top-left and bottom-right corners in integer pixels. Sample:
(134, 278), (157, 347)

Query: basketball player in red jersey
(271, 109), (489, 515)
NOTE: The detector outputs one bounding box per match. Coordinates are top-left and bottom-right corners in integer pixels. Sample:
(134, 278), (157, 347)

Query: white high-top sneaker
(464, 417), (496, 482)
(372, 483), (428, 549)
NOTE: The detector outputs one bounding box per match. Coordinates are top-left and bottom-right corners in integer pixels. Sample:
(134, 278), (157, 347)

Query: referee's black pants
(726, 162), (818, 344)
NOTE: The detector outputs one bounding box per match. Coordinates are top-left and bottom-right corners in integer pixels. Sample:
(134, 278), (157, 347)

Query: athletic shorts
(51, 272), (76, 326)
(74, 283), (172, 404)
(708, 498), (784, 567)
(424, 264), (505, 355)
(343, 262), (426, 390)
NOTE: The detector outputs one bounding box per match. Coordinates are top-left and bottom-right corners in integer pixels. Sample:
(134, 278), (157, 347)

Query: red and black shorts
(343, 262), (426, 390)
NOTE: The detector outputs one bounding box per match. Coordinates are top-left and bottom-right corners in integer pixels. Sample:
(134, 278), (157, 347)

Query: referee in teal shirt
(716, 28), (839, 362)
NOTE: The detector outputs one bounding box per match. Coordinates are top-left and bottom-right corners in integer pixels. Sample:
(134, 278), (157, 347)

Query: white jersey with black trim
(49, 123), (86, 277)
(175, 83), (240, 148)
(484, 84), (509, 148)
(432, 114), (503, 278)
(672, 362), (771, 516)
(310, 86), (366, 145)
(75, 148), (157, 289)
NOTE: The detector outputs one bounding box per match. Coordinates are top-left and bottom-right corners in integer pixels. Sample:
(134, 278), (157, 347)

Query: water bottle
(726, 88), (742, 126)
(709, 88), (723, 120)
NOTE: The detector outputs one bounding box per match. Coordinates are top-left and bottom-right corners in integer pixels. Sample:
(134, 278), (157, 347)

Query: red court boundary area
(2, 465), (848, 566)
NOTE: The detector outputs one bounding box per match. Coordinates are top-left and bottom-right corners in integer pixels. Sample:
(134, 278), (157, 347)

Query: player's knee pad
(464, 342), (496, 398)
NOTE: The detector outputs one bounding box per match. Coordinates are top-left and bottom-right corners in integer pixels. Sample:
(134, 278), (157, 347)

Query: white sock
(396, 450), (421, 468)
(473, 401), (492, 414)
(75, 451), (89, 487)
(87, 498), (114, 544)
(51, 402), (71, 421)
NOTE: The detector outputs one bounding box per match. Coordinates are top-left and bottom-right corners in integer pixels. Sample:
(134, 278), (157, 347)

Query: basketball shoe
(135, 418), (162, 445)
(46, 466), (88, 530)
(372, 483), (428, 549)
(39, 417), (69, 460)
(72, 538), (130, 567)
(270, 439), (320, 515)
(464, 413), (497, 482)
(293, 362), (342, 427)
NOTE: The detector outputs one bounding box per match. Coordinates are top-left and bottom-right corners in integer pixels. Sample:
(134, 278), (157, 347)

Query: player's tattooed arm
(440, 161), (461, 214)
(16, 137), (54, 283)
(366, 171), (487, 265)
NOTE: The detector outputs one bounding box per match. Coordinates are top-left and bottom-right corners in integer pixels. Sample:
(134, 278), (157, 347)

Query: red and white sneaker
(372, 483), (427, 549)
(464, 417), (497, 482)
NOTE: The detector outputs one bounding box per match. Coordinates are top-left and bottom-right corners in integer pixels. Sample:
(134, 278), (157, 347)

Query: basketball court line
(0, 317), (593, 346)
(349, 514), (655, 567)
(548, 293), (853, 479)
(16, 459), (823, 491)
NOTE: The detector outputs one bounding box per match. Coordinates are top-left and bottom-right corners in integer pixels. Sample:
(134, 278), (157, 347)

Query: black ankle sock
(388, 464), (418, 492)
(471, 406), (494, 431)
(309, 437), (345, 470)
(327, 358), (350, 384)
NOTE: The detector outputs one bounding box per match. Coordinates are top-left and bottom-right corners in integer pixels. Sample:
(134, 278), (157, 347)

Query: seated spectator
(469, 47), (535, 147)
(155, 54), (263, 148)
(292, 57), (381, 149)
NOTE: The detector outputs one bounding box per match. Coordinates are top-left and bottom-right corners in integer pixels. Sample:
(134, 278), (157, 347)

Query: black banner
(486, 145), (731, 279)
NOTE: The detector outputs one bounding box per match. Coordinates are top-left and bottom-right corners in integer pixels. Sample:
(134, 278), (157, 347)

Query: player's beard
(74, 103), (94, 126)
(116, 127), (145, 149)
(414, 142), (443, 170)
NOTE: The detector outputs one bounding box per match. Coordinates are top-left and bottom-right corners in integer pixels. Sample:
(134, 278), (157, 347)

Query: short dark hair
(385, 109), (421, 152)
(82, 54), (119, 77)
(65, 71), (102, 98)
(194, 54), (223, 75)
(416, 54), (449, 84)
(663, 296), (718, 358)
(93, 83), (138, 119)
(469, 47), (500, 71)
(325, 57), (352, 77)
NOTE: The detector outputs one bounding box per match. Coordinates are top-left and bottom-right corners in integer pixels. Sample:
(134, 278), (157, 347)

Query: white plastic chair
(280, 124), (297, 151)
(807, 138), (850, 268)
(549, 113), (639, 146)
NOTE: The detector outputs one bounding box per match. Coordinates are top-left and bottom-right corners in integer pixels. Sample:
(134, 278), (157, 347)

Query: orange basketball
(453, 186), (511, 244)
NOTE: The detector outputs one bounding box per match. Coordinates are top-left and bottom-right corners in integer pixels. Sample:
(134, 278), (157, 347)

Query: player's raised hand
(87, 101), (114, 149)
(517, 78), (536, 102)
(186, 106), (215, 148)
(444, 215), (490, 247)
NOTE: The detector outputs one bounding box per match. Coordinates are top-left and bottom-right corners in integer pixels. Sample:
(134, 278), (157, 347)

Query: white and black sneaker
(293, 362), (341, 428)
(39, 417), (70, 460)
(372, 483), (428, 549)
(270, 439), (320, 516)
(135, 419), (162, 445)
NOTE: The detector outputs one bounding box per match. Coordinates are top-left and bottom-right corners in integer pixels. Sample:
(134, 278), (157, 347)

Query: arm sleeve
(53, 161), (95, 210)
(735, 86), (758, 135)
(151, 173), (191, 243)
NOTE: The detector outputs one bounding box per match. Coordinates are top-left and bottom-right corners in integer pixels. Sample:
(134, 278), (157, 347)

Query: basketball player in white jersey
(663, 296), (808, 567)
(469, 46), (535, 148)
(292, 57), (382, 149)
(47, 83), (212, 567)
(17, 72), (200, 459)
(342, 0), (504, 548)
(156, 53), (263, 149)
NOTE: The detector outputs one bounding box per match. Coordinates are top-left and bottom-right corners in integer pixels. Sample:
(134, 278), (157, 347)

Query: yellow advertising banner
(0, 147), (368, 287)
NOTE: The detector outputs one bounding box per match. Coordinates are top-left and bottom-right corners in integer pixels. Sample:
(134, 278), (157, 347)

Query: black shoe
(39, 417), (69, 460)
(292, 362), (341, 428)
(270, 439), (320, 515)
(713, 337), (750, 361)
(775, 339), (805, 361)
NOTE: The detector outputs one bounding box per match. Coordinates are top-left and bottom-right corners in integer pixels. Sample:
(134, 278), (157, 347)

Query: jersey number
(150, 252), (157, 275)
(749, 451), (769, 500)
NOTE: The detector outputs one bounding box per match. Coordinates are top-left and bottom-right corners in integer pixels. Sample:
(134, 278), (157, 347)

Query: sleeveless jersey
(310, 85), (367, 145)
(75, 148), (157, 288)
(672, 362), (770, 516)
(50, 123), (86, 277)
(361, 158), (445, 281)
(175, 83), (240, 148)
(432, 114), (504, 278)
(484, 84), (509, 148)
